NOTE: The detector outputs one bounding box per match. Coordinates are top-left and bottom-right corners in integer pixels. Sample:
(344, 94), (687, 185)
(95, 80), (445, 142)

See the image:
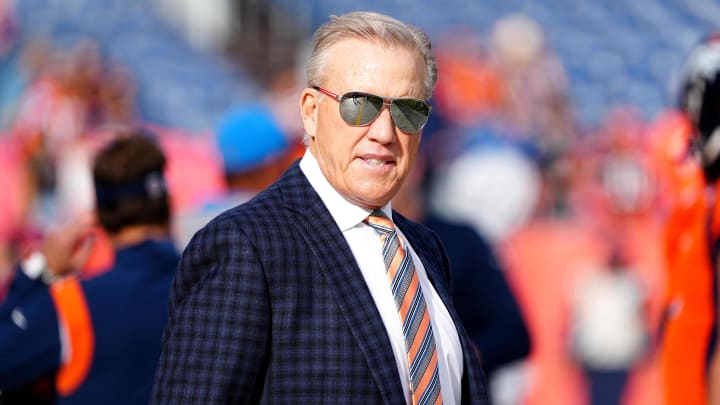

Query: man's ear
(300, 88), (318, 139)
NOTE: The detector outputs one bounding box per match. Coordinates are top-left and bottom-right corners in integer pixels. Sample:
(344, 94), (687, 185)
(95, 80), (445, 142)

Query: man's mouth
(364, 157), (389, 166)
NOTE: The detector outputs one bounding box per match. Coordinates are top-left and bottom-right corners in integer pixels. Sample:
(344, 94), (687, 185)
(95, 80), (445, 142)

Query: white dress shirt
(300, 150), (463, 405)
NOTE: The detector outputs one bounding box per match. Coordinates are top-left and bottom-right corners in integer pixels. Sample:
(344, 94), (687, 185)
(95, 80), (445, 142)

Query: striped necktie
(365, 210), (443, 405)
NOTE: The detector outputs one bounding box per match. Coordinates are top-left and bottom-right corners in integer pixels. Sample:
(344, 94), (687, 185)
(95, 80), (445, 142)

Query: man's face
(300, 38), (427, 209)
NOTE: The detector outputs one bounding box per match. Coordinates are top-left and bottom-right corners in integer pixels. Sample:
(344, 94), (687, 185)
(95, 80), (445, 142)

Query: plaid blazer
(150, 161), (489, 404)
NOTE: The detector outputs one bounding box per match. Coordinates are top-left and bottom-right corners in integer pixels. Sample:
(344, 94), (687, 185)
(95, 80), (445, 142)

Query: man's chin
(343, 187), (395, 210)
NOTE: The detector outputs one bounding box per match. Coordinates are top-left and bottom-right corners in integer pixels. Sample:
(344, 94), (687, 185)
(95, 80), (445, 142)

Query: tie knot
(369, 209), (388, 219)
(365, 210), (395, 233)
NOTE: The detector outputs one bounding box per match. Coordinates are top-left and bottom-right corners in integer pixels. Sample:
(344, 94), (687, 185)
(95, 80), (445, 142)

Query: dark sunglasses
(312, 86), (432, 133)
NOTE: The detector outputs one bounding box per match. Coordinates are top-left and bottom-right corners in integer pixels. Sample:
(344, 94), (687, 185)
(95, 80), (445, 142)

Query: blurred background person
(568, 249), (650, 405)
(173, 102), (293, 249)
(657, 32), (720, 405)
(487, 13), (576, 157)
(0, 131), (179, 404)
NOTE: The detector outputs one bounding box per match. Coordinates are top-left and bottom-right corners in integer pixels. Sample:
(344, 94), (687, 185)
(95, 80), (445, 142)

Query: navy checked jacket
(150, 162), (489, 404)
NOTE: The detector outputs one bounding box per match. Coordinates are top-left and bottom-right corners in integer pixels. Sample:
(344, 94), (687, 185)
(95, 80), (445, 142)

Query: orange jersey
(653, 110), (717, 405)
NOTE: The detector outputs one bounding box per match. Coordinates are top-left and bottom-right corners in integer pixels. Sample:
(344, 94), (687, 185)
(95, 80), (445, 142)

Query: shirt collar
(299, 149), (392, 231)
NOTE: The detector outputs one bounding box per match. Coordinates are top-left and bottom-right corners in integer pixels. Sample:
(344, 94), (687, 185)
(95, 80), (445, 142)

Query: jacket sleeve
(0, 271), (62, 390)
(150, 218), (271, 404)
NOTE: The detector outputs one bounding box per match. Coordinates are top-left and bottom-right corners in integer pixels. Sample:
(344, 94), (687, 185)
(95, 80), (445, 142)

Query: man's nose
(366, 106), (396, 143)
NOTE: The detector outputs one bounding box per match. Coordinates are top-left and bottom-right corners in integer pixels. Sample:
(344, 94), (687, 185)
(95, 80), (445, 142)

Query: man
(659, 32), (720, 405)
(0, 131), (179, 404)
(151, 11), (489, 404)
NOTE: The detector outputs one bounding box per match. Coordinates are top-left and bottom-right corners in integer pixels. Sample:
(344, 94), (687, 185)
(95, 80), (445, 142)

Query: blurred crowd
(412, 15), (668, 405)
(0, 2), (713, 405)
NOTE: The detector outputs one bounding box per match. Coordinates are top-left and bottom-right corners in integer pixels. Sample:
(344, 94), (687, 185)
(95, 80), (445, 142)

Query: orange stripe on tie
(387, 251), (403, 281)
(416, 351), (438, 391)
(49, 278), (95, 396)
(407, 313), (431, 360)
(399, 275), (420, 316)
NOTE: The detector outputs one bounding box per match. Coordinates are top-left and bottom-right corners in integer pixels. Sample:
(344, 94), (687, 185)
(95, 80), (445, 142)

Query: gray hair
(306, 11), (437, 99)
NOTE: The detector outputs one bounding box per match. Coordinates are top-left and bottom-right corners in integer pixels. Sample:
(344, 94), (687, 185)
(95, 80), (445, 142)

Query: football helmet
(679, 33), (720, 181)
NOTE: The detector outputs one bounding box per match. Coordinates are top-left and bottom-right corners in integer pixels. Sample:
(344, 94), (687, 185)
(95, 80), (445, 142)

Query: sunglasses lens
(390, 99), (431, 133)
(339, 93), (384, 126)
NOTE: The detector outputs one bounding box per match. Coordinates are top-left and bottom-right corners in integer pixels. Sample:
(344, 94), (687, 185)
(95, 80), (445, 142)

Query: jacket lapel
(278, 163), (406, 405)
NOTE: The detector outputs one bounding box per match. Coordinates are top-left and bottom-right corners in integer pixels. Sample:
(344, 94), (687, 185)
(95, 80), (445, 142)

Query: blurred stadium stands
(11, 0), (259, 132)
(269, 0), (719, 128)
(7, 0), (720, 131)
